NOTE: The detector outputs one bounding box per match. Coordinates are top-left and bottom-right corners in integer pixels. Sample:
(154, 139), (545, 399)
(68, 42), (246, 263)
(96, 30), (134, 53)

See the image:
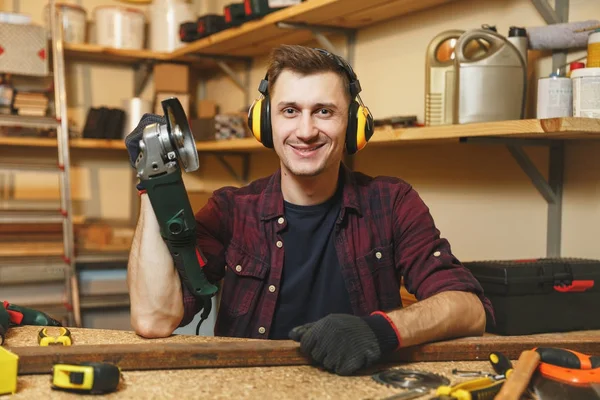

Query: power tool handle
(535, 347), (600, 369)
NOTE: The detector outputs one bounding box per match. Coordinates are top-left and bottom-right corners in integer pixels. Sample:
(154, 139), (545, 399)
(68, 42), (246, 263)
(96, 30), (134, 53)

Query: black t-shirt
(269, 183), (354, 340)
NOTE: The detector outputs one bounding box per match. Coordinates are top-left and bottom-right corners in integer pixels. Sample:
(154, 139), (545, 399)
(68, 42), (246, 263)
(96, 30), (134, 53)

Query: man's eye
(317, 109), (331, 115)
(283, 108), (296, 115)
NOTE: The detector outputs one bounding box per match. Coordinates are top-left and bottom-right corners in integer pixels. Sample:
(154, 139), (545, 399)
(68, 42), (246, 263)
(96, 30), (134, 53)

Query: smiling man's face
(270, 69), (349, 178)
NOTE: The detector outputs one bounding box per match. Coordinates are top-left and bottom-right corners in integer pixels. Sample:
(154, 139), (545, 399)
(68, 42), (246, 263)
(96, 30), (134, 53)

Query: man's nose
(296, 113), (318, 141)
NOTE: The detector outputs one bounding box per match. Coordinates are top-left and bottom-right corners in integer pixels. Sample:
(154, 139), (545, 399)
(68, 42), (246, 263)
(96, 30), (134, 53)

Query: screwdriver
(489, 351), (514, 378)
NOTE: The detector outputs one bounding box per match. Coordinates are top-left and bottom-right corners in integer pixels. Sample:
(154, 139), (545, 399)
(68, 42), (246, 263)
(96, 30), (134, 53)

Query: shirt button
(277, 217), (285, 224)
(375, 251), (382, 259)
(433, 251), (441, 257)
(235, 264), (242, 272)
(268, 285), (276, 293)
(258, 327), (266, 334)
(276, 240), (283, 248)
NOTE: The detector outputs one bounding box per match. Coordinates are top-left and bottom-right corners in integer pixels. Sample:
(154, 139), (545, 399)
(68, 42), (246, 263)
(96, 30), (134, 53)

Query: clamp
(38, 327), (72, 346)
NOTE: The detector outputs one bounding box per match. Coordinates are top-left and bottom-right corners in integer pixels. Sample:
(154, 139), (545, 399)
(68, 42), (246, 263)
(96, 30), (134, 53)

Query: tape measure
(51, 362), (121, 394)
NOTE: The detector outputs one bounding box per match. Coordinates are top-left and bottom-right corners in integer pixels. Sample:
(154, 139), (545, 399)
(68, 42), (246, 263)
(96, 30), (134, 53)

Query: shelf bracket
(211, 153), (250, 185)
(189, 54), (253, 106)
(531, 0), (570, 74)
(133, 60), (154, 97)
(463, 137), (564, 257)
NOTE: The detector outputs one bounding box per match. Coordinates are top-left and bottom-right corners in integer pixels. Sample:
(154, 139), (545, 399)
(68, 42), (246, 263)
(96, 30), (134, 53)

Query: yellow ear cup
(355, 105), (370, 152)
(251, 98), (264, 142)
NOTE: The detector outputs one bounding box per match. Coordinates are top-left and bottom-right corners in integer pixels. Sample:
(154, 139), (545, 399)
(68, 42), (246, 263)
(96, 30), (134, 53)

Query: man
(126, 44), (494, 376)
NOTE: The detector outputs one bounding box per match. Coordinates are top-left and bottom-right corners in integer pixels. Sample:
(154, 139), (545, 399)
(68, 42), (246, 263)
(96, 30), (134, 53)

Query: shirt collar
(259, 163), (362, 221)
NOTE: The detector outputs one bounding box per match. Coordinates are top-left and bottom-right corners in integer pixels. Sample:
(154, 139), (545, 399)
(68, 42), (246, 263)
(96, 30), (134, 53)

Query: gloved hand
(125, 113), (166, 169)
(289, 312), (402, 376)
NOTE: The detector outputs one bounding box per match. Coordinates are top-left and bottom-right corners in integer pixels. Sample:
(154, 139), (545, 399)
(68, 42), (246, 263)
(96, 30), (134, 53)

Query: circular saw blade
(372, 368), (450, 390)
(162, 97), (199, 172)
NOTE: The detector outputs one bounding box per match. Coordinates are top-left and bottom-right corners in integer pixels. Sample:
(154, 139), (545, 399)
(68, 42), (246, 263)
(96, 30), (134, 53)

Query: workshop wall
(2, 0), (599, 331)
(196, 0), (600, 261)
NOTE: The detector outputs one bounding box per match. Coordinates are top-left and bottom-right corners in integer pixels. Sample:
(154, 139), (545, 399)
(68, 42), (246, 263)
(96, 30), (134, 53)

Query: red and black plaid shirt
(181, 164), (494, 338)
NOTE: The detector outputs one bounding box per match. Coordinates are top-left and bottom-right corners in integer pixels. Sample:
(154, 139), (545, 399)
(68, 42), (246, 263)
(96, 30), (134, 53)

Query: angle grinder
(128, 97), (218, 330)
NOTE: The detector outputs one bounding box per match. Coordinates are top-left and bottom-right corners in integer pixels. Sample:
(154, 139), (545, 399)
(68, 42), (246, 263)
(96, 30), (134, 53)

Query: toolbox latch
(554, 280), (595, 293)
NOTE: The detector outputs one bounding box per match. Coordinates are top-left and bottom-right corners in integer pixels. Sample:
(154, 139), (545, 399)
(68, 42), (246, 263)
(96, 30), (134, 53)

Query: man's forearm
(386, 291), (486, 348)
(127, 194), (184, 338)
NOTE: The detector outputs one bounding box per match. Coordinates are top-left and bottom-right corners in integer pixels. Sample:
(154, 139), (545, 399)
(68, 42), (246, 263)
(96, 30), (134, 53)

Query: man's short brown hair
(265, 44), (351, 102)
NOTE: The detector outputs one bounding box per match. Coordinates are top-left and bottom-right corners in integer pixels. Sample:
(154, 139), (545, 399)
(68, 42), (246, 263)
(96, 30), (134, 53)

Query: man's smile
(288, 143), (326, 156)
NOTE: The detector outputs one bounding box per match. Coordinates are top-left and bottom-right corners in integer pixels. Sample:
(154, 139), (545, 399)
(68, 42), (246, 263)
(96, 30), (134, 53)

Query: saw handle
(534, 347), (600, 370)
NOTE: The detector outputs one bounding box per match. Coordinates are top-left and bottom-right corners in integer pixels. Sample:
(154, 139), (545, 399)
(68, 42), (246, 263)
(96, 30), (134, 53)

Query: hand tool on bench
(1, 301), (62, 345)
(38, 327), (72, 346)
(431, 376), (505, 400)
(494, 349), (541, 400)
(372, 368), (450, 400)
(51, 362), (121, 394)
(530, 347), (600, 400)
(0, 306), (9, 345)
(126, 98), (218, 334)
(452, 351), (514, 381)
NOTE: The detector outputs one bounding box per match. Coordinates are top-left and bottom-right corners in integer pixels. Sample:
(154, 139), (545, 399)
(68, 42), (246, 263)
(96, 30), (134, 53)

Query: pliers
(429, 376), (505, 400)
(38, 327), (72, 346)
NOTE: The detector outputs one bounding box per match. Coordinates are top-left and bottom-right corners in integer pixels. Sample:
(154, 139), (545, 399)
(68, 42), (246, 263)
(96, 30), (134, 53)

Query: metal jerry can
(425, 29), (465, 126)
(453, 28), (526, 124)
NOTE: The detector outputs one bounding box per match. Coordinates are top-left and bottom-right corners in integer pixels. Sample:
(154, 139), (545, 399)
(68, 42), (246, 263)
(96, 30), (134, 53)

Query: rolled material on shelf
(528, 20), (600, 50)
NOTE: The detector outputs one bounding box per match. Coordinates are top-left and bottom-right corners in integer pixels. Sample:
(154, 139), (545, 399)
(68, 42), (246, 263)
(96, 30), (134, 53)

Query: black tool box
(179, 15), (228, 42)
(463, 258), (600, 335)
(244, 0), (304, 19)
(224, 3), (247, 27)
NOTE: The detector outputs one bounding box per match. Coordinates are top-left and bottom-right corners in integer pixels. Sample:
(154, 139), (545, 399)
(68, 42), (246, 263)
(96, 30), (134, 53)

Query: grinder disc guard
(162, 97), (199, 172)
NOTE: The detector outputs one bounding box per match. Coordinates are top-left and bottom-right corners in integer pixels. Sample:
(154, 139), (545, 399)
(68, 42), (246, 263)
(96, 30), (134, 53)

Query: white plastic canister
(149, 0), (194, 52)
(536, 73), (572, 119)
(571, 67), (600, 118)
(43, 2), (87, 44)
(94, 6), (145, 50)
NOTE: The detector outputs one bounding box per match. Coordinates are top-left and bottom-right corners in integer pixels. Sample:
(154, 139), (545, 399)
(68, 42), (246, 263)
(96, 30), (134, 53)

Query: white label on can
(268, 0), (302, 7)
(573, 76), (600, 118)
(537, 77), (572, 119)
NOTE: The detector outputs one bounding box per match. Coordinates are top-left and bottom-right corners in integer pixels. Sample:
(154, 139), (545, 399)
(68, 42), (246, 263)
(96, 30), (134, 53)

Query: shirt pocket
(221, 244), (269, 318)
(358, 243), (401, 311)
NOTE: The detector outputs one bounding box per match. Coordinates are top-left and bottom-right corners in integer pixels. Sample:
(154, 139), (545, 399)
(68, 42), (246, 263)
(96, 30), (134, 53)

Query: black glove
(289, 312), (401, 376)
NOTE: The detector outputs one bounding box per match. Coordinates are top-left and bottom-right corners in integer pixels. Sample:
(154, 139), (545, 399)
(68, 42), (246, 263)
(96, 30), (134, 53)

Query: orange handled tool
(533, 347), (600, 370)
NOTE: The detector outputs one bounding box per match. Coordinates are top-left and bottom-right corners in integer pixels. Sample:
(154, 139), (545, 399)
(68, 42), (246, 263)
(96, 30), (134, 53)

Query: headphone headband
(259, 48), (362, 98)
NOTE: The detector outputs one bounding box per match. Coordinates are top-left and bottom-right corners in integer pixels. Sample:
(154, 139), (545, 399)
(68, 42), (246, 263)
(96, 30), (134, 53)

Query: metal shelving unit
(0, 0), (80, 327)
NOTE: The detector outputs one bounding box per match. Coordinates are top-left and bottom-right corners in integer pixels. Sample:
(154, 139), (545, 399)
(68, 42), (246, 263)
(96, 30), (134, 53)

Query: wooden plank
(0, 136), (57, 148)
(325, 0), (455, 28)
(69, 138), (125, 150)
(195, 138), (265, 152)
(171, 0), (454, 58)
(11, 331), (600, 374)
(64, 43), (215, 68)
(368, 118), (600, 145)
(0, 242), (63, 257)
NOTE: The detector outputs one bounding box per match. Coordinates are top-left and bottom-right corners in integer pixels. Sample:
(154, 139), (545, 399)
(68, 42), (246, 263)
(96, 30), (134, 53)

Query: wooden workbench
(2, 326), (599, 399)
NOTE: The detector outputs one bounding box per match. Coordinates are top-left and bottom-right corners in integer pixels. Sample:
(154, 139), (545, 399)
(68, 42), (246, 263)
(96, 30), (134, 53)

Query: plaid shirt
(180, 164), (494, 338)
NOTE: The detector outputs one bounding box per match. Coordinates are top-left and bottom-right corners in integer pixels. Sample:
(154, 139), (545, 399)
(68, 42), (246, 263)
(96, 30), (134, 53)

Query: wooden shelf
(63, 43), (216, 68)
(194, 118), (600, 152)
(3, 118), (600, 152)
(170, 0), (456, 59)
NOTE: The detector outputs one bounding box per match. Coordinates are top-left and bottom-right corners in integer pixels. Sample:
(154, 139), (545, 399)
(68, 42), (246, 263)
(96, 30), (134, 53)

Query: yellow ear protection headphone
(247, 48), (374, 155)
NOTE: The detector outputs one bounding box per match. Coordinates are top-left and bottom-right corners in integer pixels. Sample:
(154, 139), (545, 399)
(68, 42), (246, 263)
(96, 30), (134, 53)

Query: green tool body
(143, 167), (217, 297)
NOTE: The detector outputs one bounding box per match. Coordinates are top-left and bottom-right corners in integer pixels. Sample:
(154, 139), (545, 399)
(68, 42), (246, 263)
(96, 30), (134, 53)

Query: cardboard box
(197, 100), (217, 118)
(0, 23), (48, 76)
(155, 92), (190, 117)
(153, 63), (189, 93)
(190, 118), (216, 141)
